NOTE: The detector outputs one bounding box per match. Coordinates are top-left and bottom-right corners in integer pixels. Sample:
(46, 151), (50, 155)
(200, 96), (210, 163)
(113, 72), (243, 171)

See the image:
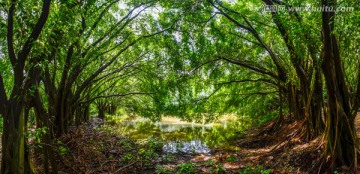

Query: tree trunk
(97, 101), (107, 119)
(322, 66), (358, 170)
(1, 94), (29, 174)
(98, 107), (106, 119)
(321, 0), (359, 171)
(310, 69), (325, 137)
(33, 90), (58, 173)
(75, 104), (90, 126)
(54, 88), (73, 137)
(84, 105), (90, 122)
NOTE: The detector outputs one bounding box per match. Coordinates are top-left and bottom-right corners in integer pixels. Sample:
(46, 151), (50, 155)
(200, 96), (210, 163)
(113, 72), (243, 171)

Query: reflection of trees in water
(204, 124), (246, 147)
(135, 122), (156, 133)
(163, 140), (211, 154)
(113, 118), (249, 153)
(155, 122), (204, 132)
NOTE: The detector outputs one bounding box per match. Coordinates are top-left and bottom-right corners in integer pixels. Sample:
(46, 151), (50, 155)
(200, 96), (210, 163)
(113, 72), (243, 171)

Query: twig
(114, 161), (138, 174)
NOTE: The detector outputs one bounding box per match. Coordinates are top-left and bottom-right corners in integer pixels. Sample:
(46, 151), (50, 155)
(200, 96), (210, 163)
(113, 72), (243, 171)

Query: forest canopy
(0, 0), (359, 173)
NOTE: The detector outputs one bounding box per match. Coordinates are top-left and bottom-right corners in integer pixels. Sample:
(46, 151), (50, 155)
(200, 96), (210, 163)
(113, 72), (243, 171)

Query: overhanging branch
(216, 78), (278, 87)
(72, 28), (170, 103)
(219, 56), (278, 79)
(209, 0), (287, 82)
(79, 92), (154, 104)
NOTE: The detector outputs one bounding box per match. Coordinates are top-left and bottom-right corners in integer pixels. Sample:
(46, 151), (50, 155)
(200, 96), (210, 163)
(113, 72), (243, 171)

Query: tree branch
(192, 84), (224, 103)
(80, 92), (154, 104)
(72, 28), (170, 104)
(0, 74), (7, 115)
(190, 58), (222, 74)
(216, 78), (278, 87)
(84, 0), (121, 39)
(219, 56), (278, 79)
(227, 31), (264, 48)
(7, 0), (17, 67)
(83, 3), (146, 54)
(18, 0), (51, 69)
(209, 0), (287, 82)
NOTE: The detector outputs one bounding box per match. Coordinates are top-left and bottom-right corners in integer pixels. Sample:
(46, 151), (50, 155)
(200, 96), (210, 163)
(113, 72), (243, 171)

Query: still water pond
(104, 116), (251, 154)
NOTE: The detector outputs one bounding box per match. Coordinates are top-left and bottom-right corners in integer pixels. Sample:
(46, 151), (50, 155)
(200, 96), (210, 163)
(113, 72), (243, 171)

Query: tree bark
(321, 0), (359, 171)
(1, 95), (27, 174)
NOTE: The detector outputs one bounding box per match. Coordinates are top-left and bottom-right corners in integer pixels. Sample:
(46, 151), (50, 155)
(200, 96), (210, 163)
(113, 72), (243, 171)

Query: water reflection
(163, 140), (211, 154)
(105, 116), (251, 154)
